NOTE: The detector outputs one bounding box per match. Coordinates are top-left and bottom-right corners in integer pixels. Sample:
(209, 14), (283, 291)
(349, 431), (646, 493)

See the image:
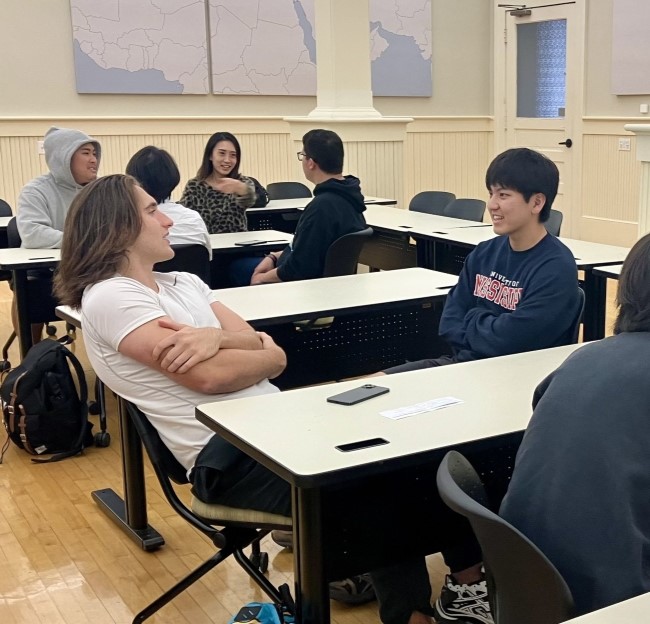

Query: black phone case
(327, 384), (389, 406)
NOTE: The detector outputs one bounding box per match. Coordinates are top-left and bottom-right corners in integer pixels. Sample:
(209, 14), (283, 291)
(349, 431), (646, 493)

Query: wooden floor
(0, 278), (620, 624)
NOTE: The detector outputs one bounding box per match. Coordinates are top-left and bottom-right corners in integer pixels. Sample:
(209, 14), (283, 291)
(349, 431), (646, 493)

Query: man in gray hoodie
(17, 126), (101, 248)
(13, 127), (100, 343)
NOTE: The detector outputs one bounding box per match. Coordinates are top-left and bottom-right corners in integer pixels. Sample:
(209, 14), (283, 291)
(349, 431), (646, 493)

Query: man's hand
(212, 178), (249, 196)
(152, 319), (223, 373)
(252, 255), (275, 276)
(258, 331), (287, 379)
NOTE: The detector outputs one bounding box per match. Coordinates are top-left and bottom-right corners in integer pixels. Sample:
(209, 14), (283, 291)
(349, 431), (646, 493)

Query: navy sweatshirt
(501, 333), (650, 615)
(276, 176), (367, 282)
(440, 233), (580, 361)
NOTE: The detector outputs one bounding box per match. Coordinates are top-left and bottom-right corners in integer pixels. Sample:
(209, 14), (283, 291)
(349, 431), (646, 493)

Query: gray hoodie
(17, 127), (101, 248)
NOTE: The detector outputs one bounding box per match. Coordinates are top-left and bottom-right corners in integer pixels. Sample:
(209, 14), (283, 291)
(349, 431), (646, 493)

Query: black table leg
(293, 486), (329, 624)
(582, 269), (606, 341)
(92, 398), (164, 551)
(12, 269), (32, 358)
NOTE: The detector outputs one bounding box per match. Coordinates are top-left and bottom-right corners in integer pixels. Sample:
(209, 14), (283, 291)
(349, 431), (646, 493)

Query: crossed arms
(119, 301), (286, 394)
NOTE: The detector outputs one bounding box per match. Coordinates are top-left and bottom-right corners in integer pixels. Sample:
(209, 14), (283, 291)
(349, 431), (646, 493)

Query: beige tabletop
(197, 343), (583, 485)
(560, 592), (650, 623)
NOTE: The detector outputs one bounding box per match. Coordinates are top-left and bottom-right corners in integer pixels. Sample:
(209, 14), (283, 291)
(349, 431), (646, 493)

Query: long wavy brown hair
(54, 174), (142, 309)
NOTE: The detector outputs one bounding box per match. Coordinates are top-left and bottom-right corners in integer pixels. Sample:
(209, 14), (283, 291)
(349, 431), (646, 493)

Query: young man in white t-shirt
(54, 174), (290, 514)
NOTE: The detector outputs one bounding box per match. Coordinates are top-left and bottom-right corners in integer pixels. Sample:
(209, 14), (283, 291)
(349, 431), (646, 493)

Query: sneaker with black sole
(432, 573), (493, 624)
(328, 573), (376, 605)
(270, 531), (375, 606)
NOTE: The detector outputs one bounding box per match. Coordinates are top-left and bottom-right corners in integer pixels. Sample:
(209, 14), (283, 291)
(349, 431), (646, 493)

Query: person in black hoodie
(250, 129), (367, 285)
(500, 232), (650, 617)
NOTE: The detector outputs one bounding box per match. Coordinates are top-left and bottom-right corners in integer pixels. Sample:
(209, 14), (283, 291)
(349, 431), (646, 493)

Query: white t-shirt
(81, 272), (278, 474)
(159, 200), (212, 258)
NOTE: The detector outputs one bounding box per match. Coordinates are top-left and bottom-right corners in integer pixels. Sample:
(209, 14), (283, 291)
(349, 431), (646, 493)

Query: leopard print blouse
(179, 176), (256, 234)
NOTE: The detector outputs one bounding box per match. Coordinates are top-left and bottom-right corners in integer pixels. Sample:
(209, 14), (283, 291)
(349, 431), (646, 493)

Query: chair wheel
(88, 401), (101, 416)
(94, 431), (111, 447)
(46, 325), (57, 337)
(250, 551), (269, 573)
(0, 360), (10, 372)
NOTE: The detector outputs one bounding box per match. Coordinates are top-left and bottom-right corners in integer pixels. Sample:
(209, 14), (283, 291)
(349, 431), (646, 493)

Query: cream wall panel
(345, 141), (404, 205)
(581, 134), (640, 222)
(404, 131), (493, 208)
(0, 130), (295, 207)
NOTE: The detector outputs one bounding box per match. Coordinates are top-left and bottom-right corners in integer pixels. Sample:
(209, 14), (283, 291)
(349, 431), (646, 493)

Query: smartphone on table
(327, 384), (390, 406)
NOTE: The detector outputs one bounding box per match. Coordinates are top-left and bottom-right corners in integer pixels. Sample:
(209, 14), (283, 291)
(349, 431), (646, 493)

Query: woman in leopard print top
(179, 132), (256, 234)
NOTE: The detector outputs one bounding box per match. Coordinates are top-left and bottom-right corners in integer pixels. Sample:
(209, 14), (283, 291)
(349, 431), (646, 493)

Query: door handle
(558, 139), (573, 148)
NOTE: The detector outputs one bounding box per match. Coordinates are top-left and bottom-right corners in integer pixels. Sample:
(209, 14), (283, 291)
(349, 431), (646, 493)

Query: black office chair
(266, 181), (312, 200)
(545, 209), (563, 237)
(436, 451), (575, 624)
(322, 226), (374, 278)
(293, 227), (373, 333)
(123, 401), (292, 623)
(445, 198), (486, 222)
(153, 243), (211, 284)
(409, 191), (456, 215)
(0, 199), (13, 275)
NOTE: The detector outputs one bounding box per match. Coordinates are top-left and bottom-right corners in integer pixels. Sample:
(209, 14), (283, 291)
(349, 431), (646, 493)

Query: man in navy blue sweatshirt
(250, 129), (367, 284)
(372, 148), (582, 624)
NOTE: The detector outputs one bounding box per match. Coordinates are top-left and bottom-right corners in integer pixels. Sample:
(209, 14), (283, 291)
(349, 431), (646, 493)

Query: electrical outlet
(37, 140), (45, 155)
(618, 137), (631, 151)
(641, 103), (649, 114)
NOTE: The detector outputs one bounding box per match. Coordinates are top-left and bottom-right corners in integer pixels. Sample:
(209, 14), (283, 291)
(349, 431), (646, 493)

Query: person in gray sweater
(17, 126), (101, 248)
(14, 126), (100, 343)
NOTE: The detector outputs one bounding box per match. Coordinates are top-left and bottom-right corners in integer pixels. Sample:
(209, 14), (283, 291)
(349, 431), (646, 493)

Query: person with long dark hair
(179, 131), (256, 234)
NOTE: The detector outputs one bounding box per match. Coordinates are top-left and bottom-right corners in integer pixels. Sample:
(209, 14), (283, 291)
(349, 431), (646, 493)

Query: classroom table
(208, 229), (292, 253)
(246, 196), (397, 232)
(214, 268), (458, 387)
(593, 263), (622, 279)
(55, 267), (458, 551)
(0, 248), (61, 357)
(1, 233), (293, 359)
(357, 203), (491, 270)
(560, 592), (650, 623)
(196, 342), (583, 624)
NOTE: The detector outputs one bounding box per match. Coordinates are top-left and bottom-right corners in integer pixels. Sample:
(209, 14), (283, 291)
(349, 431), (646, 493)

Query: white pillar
(624, 124), (650, 237)
(308, 0), (380, 119)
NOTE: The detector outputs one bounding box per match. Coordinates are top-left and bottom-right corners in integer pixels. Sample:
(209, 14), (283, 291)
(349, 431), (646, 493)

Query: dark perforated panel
(261, 303), (449, 389)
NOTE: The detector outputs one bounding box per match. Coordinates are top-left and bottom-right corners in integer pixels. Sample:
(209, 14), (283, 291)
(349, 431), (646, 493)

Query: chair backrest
(154, 244), (211, 284)
(408, 191), (456, 215)
(322, 227), (373, 278)
(124, 401), (190, 485)
(437, 451), (574, 624)
(7, 217), (21, 248)
(267, 182), (312, 200)
(0, 199), (13, 217)
(445, 198), (486, 222)
(545, 209), (563, 237)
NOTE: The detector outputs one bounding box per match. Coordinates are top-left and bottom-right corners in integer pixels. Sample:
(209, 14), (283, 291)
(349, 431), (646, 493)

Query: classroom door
(498, 2), (584, 238)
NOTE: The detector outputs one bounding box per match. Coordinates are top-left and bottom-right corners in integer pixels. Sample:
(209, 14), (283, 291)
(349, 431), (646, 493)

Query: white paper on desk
(381, 397), (463, 420)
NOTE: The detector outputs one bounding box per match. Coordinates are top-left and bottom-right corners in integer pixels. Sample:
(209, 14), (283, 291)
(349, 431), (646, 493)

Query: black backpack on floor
(0, 339), (92, 463)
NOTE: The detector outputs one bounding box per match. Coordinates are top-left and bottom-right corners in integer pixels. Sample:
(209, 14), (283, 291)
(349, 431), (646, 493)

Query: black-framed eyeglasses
(297, 151), (309, 161)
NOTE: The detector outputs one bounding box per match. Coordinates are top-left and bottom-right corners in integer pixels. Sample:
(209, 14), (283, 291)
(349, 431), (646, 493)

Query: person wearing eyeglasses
(250, 129), (367, 285)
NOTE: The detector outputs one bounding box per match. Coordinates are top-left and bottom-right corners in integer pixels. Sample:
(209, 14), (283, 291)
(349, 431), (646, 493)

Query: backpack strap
(31, 346), (90, 464)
